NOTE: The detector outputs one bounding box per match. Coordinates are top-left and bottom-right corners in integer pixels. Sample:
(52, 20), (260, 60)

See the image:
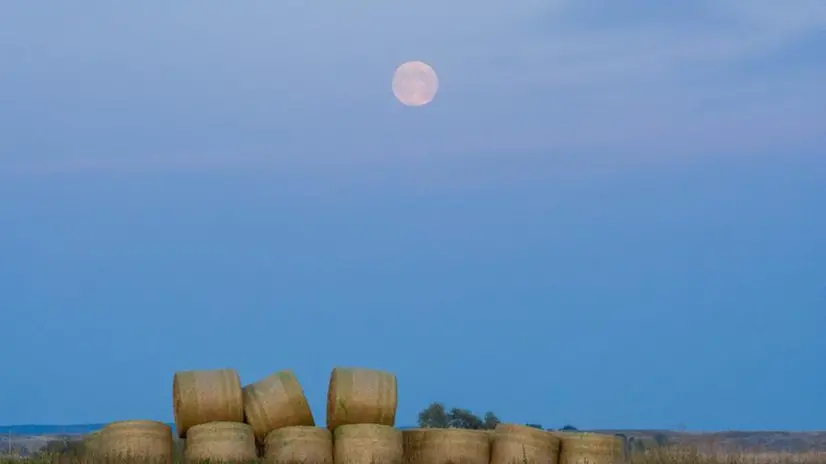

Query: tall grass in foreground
(2, 446), (826, 464)
(629, 447), (826, 464)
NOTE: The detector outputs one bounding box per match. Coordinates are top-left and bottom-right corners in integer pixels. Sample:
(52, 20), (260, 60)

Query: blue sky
(1, 1), (824, 431)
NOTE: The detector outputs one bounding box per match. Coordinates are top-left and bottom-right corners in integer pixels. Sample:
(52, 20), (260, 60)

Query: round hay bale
(326, 367), (397, 429)
(173, 368), (244, 438)
(184, 421), (257, 463)
(333, 424), (402, 464)
(557, 432), (623, 464)
(98, 420), (173, 462)
(491, 424), (560, 464)
(243, 369), (315, 441)
(403, 428), (491, 464)
(264, 426), (333, 464)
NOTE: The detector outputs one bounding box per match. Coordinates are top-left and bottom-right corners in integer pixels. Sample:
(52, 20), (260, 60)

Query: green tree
(418, 402), (450, 428)
(417, 403), (500, 430)
(448, 408), (484, 429)
(525, 424), (543, 429)
(483, 412), (501, 430)
(560, 425), (578, 431)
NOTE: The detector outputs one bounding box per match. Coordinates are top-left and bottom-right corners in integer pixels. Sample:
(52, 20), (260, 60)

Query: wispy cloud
(428, 0), (826, 156)
(453, 0), (826, 84)
(0, 1), (822, 176)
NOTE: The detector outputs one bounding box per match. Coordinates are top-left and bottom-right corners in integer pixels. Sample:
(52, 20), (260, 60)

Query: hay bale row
(397, 425), (621, 464)
(88, 422), (621, 464)
(261, 423), (404, 464)
(87, 422), (621, 464)
(96, 366), (618, 464)
(96, 365), (622, 464)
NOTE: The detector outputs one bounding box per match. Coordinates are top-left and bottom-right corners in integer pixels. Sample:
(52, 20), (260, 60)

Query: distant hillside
(594, 430), (826, 453)
(0, 423), (170, 436)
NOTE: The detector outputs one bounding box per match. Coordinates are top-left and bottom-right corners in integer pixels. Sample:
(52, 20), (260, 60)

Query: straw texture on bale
(556, 432), (623, 464)
(264, 426), (333, 464)
(491, 424), (560, 464)
(185, 422), (257, 463)
(403, 428), (491, 464)
(326, 367), (397, 430)
(243, 370), (315, 441)
(173, 368), (244, 438)
(97, 420), (173, 462)
(333, 424), (403, 464)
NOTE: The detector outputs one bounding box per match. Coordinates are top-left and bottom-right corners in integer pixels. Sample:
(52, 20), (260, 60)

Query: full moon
(392, 61), (439, 107)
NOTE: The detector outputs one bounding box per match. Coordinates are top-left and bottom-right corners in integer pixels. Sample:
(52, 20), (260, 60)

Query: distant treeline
(416, 401), (578, 432)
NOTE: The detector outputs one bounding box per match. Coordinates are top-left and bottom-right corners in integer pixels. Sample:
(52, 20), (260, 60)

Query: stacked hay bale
(403, 428), (491, 464)
(96, 420), (173, 463)
(490, 423), (560, 464)
(554, 432), (624, 464)
(242, 370), (318, 462)
(327, 367), (400, 464)
(244, 370), (315, 441)
(172, 368), (255, 463)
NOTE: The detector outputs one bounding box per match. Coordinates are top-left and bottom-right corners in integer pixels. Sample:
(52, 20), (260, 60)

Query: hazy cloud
(0, 0), (822, 175)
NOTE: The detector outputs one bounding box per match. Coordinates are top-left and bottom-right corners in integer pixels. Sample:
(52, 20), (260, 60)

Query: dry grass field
(630, 447), (826, 464)
(2, 445), (825, 464)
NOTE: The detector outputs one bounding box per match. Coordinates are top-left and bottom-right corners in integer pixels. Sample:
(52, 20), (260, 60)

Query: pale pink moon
(392, 61), (439, 107)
